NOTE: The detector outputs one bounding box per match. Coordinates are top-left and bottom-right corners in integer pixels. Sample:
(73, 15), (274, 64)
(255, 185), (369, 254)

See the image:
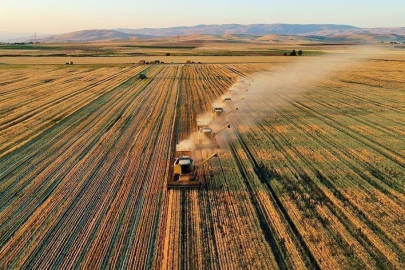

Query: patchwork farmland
(0, 57), (404, 269)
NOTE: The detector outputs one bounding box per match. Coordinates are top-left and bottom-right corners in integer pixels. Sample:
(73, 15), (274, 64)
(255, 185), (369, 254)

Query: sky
(1, 0), (404, 34)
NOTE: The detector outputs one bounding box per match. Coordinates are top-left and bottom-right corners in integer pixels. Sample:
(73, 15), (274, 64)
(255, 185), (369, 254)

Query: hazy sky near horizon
(1, 0), (404, 33)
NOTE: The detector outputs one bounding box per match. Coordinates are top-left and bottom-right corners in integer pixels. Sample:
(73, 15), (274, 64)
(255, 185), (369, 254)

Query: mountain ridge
(116, 23), (359, 36)
(6, 24), (405, 43)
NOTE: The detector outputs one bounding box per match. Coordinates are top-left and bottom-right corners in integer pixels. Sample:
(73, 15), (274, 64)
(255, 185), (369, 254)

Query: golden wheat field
(0, 49), (405, 269)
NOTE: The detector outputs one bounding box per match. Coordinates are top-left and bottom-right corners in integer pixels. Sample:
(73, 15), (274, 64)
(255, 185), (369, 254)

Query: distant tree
(298, 50), (303, 56)
(290, 49), (297, 56)
(283, 52), (287, 56)
(166, 53), (171, 56)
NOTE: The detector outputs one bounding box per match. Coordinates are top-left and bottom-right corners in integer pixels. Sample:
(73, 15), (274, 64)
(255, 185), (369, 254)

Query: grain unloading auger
(233, 97), (244, 105)
(196, 124), (231, 149)
(167, 147), (218, 188)
(213, 124), (231, 137)
(225, 107), (238, 116)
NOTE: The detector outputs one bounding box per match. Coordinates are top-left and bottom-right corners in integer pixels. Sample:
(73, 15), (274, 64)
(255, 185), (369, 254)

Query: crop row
(225, 61), (405, 269)
(2, 61), (403, 269)
(0, 66), (147, 157)
(0, 65), (179, 268)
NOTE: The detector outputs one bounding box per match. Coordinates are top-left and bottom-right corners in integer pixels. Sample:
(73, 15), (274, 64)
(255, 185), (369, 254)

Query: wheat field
(1, 51), (404, 269)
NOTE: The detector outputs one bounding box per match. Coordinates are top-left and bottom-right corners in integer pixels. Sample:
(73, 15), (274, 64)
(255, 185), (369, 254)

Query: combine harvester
(212, 107), (238, 119)
(223, 97), (244, 108)
(228, 77), (252, 95)
(196, 124), (230, 149)
(167, 145), (218, 188)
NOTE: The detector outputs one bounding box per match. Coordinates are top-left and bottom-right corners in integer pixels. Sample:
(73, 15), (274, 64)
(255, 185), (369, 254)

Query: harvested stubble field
(0, 53), (404, 269)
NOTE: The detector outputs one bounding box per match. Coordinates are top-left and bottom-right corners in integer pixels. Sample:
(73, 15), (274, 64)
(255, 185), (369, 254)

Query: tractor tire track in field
(226, 121), (320, 270)
(230, 107), (397, 269)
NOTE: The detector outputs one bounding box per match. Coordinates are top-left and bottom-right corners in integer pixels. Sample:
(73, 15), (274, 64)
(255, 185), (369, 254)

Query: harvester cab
(228, 89), (238, 95)
(212, 107), (224, 119)
(173, 157), (195, 181)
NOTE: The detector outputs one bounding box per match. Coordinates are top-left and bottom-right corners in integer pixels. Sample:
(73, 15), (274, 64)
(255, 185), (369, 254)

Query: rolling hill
(117, 24), (359, 37)
(38, 30), (153, 43)
(17, 24), (405, 44)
